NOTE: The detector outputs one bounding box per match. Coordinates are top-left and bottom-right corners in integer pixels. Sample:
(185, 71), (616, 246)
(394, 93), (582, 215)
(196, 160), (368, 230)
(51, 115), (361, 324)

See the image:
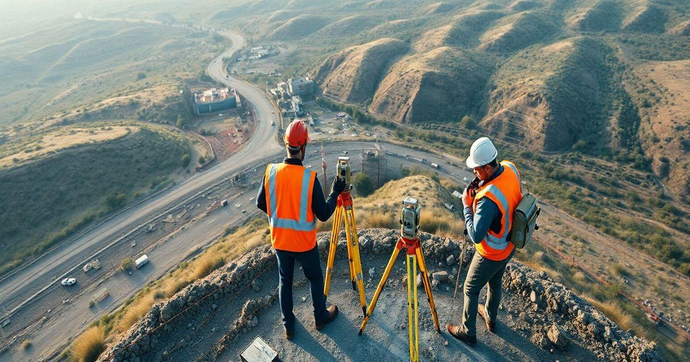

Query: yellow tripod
(359, 197), (440, 362)
(323, 191), (367, 317)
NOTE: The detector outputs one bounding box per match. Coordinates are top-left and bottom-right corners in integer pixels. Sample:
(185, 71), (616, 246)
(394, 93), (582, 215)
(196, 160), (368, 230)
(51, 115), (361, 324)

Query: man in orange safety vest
(256, 119), (346, 340)
(447, 137), (523, 345)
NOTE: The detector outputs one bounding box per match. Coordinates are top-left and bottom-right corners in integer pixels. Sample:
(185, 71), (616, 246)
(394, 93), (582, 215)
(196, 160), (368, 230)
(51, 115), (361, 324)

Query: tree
(459, 115), (476, 129)
(176, 114), (187, 129)
(136, 72), (147, 80)
(121, 258), (134, 271)
(181, 154), (191, 167)
(105, 192), (126, 210)
(353, 173), (374, 197)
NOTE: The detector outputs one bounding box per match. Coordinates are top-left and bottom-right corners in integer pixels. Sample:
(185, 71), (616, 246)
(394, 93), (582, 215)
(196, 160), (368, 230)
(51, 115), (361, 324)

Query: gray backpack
(510, 193), (540, 248)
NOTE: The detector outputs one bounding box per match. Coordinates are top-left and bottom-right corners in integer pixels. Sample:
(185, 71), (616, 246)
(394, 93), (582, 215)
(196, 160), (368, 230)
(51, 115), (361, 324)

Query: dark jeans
(462, 247), (515, 337)
(275, 245), (327, 330)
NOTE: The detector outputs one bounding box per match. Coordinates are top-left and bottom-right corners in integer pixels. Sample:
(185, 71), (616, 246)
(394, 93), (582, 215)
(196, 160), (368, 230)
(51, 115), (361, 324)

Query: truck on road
(135, 254), (150, 269)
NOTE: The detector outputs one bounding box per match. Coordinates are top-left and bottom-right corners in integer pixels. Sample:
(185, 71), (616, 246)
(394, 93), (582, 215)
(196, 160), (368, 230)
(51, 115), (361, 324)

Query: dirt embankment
(98, 229), (661, 362)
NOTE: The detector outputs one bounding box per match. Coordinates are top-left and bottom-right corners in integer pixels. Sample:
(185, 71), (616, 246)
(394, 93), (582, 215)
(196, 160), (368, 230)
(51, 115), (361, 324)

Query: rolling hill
(312, 38), (409, 103)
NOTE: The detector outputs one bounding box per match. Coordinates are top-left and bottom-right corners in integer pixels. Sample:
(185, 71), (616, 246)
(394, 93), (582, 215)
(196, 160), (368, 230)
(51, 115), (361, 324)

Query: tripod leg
(407, 253), (419, 362)
(359, 240), (403, 335)
(343, 210), (356, 290)
(324, 206), (342, 302)
(347, 206), (368, 316)
(416, 245), (440, 332)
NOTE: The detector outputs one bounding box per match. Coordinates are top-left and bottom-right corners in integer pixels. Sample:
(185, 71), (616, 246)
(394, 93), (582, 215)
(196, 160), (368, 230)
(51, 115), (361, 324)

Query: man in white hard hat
(447, 137), (523, 345)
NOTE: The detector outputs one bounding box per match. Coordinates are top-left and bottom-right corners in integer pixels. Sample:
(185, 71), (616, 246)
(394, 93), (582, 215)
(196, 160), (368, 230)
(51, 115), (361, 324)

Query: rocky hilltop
(98, 229), (661, 361)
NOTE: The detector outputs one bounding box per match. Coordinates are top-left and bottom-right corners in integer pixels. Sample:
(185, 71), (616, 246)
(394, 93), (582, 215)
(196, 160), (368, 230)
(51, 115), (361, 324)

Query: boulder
(547, 323), (570, 350)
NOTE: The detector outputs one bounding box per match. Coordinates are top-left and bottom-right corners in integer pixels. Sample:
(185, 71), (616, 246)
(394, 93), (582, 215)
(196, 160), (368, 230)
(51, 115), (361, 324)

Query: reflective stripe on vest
(265, 163), (317, 252)
(267, 164), (316, 231)
(503, 160), (523, 194)
(472, 161), (522, 261)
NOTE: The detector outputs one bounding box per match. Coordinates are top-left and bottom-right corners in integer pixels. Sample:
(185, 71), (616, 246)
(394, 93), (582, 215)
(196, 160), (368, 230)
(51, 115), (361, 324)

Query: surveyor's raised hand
(462, 187), (474, 208)
(332, 176), (347, 195)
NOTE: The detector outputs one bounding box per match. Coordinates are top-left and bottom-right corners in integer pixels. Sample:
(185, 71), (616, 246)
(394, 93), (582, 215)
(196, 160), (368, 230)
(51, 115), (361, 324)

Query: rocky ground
(98, 229), (662, 361)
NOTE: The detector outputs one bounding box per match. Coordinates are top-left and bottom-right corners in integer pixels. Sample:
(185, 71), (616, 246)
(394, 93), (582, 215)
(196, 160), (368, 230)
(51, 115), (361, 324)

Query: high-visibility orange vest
(264, 163), (317, 252)
(472, 160), (523, 261)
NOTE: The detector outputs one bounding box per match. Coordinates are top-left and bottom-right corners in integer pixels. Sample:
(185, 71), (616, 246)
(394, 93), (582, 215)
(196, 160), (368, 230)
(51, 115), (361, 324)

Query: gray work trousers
(462, 247), (515, 337)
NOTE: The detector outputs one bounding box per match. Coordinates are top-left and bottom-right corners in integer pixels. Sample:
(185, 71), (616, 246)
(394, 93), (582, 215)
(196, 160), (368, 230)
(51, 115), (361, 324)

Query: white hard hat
(466, 137), (498, 168)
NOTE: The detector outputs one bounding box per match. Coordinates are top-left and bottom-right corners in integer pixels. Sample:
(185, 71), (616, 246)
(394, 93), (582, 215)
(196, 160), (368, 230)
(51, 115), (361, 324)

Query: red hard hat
(284, 119), (310, 147)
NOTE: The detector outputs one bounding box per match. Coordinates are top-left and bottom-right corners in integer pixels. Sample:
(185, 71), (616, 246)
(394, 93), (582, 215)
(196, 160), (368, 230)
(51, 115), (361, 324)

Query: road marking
(208, 218), (218, 225)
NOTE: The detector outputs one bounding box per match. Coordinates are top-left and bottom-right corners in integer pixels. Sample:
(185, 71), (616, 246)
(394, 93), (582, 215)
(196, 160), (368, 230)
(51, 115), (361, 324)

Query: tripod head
(337, 156), (351, 188)
(400, 196), (420, 239)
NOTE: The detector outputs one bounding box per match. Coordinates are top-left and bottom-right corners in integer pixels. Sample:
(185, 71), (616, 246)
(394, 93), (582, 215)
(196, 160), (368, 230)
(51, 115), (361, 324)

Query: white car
(61, 277), (76, 286)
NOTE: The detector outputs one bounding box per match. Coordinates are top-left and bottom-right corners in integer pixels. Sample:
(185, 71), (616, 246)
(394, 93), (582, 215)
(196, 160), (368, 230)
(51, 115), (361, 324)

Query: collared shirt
(464, 165), (504, 244)
(256, 158), (338, 221)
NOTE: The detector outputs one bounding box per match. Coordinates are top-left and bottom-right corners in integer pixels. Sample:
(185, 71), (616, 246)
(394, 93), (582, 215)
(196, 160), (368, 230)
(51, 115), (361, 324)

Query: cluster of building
(191, 87), (241, 115)
(269, 77), (315, 118)
(246, 45), (276, 60)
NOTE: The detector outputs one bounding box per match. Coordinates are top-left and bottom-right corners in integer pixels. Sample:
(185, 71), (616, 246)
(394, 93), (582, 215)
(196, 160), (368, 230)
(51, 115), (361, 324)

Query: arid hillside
(312, 38), (408, 103)
(276, 0), (690, 197)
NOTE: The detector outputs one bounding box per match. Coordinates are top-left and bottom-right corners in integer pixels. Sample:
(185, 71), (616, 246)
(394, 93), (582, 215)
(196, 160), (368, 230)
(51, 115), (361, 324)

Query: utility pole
(321, 144), (327, 195)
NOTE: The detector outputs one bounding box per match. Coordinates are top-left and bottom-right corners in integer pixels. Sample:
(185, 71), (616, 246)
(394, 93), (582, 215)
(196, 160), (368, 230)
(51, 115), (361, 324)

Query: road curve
(0, 31), (281, 329)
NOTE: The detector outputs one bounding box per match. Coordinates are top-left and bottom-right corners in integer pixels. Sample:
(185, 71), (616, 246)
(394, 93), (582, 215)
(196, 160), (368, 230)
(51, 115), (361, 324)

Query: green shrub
(181, 154), (191, 167)
(353, 173), (374, 197)
(121, 258), (134, 271)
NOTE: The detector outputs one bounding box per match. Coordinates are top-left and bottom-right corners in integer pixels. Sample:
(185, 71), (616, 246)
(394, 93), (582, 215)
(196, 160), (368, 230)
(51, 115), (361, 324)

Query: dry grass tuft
(192, 253), (225, 280)
(585, 297), (641, 334)
(117, 294), (155, 332)
(162, 278), (190, 298)
(71, 326), (106, 362)
(358, 211), (398, 229)
(419, 208), (462, 237)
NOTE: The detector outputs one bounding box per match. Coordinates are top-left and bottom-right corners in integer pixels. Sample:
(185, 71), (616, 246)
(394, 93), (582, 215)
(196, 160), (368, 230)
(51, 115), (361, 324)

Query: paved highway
(0, 30), (282, 361)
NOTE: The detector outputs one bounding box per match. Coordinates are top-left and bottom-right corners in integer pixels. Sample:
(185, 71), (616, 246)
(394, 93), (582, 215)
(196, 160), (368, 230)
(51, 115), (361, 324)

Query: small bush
(353, 173), (374, 197)
(121, 258), (134, 271)
(136, 72), (147, 80)
(71, 326), (105, 362)
(612, 264), (629, 277)
(22, 340), (31, 349)
(181, 154), (191, 167)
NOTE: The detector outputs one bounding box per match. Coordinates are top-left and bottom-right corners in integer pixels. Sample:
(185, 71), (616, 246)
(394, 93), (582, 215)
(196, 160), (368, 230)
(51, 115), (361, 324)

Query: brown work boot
(315, 305), (339, 330)
(477, 304), (496, 332)
(446, 324), (477, 345)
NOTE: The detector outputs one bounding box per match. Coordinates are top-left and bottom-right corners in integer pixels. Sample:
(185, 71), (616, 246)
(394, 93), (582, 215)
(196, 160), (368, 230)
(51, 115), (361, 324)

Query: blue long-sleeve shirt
(464, 166), (504, 244)
(256, 158), (338, 221)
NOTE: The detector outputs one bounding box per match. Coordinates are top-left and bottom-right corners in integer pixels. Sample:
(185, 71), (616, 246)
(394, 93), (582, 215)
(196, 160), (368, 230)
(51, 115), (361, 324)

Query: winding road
(0, 28), (481, 361)
(0, 29), (283, 361)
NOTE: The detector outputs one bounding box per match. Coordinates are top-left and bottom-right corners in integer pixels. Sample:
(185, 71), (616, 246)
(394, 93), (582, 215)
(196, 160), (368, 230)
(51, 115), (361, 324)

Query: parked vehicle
(135, 254), (150, 269)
